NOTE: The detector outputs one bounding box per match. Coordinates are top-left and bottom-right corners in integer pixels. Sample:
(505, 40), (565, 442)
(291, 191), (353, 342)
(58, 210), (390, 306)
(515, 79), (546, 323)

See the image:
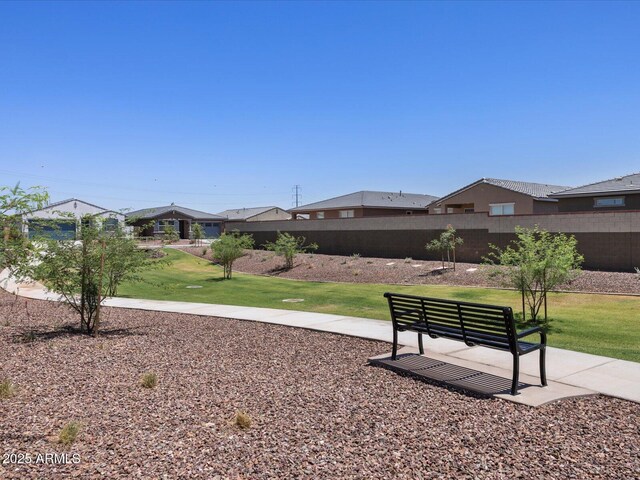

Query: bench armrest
(517, 326), (546, 344)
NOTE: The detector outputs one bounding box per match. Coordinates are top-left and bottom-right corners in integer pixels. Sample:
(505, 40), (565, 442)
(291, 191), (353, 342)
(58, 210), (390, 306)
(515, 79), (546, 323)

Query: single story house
(126, 204), (225, 239)
(290, 191), (438, 220)
(427, 178), (571, 216)
(548, 172), (640, 212)
(23, 198), (125, 240)
(218, 206), (291, 222)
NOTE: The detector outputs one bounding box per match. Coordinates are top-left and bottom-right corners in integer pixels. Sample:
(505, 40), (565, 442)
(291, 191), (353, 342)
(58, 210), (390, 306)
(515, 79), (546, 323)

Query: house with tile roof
(427, 178), (571, 216)
(218, 206), (291, 222)
(548, 172), (640, 212)
(290, 191), (438, 219)
(126, 204), (225, 239)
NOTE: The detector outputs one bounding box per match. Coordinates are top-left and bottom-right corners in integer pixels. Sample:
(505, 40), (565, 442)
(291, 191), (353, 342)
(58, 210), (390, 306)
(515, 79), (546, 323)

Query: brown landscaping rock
(0, 291), (639, 478)
(183, 247), (640, 295)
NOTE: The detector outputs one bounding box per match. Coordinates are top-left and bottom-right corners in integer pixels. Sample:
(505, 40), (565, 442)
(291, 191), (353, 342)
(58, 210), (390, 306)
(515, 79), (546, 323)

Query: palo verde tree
(32, 214), (156, 334)
(263, 231), (318, 270)
(0, 183), (49, 270)
(425, 224), (464, 270)
(210, 231), (254, 279)
(484, 225), (584, 326)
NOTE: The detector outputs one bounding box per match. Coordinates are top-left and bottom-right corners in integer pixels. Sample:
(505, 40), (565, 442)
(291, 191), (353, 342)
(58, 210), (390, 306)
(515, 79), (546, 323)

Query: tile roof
(125, 205), (225, 220)
(26, 198), (122, 216)
(217, 206), (288, 220)
(429, 178), (571, 206)
(290, 191), (438, 212)
(548, 172), (640, 197)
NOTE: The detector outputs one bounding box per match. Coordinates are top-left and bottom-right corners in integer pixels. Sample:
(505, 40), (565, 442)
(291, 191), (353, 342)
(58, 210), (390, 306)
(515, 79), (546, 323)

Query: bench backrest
(384, 292), (518, 352)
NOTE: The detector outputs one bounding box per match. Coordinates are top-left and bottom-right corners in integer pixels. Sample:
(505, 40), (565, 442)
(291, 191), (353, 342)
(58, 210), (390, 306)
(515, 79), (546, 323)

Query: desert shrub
(404, 257), (412, 263)
(233, 411), (252, 429)
(351, 253), (360, 260)
(485, 226), (583, 325)
(192, 223), (204, 246)
(211, 232), (255, 279)
(0, 378), (15, 399)
(425, 224), (464, 270)
(140, 372), (158, 389)
(59, 421), (81, 445)
(264, 232), (318, 270)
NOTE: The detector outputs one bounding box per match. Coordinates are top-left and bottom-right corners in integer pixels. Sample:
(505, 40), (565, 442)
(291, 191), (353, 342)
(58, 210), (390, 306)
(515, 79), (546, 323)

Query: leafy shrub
(211, 232), (255, 279)
(0, 378), (15, 399)
(351, 253), (360, 260)
(59, 421), (81, 445)
(263, 232), (318, 270)
(425, 224), (464, 270)
(140, 372), (158, 389)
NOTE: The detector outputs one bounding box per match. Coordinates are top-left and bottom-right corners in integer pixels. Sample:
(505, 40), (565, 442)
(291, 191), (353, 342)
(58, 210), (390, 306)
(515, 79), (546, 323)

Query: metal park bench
(384, 292), (547, 395)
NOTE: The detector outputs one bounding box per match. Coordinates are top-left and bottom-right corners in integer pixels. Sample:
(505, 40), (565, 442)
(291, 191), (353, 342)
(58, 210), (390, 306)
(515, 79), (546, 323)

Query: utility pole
(292, 185), (301, 208)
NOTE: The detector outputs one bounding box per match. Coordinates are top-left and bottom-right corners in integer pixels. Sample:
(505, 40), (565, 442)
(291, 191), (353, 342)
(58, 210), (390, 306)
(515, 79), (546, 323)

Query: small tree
(484, 226), (583, 325)
(192, 222), (204, 246)
(162, 224), (179, 244)
(425, 225), (464, 270)
(32, 215), (155, 334)
(0, 183), (49, 270)
(263, 231), (318, 270)
(210, 231), (254, 279)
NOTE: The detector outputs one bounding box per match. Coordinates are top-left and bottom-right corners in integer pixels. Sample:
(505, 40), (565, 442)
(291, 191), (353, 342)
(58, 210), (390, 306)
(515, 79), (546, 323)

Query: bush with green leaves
(192, 222), (204, 246)
(425, 224), (463, 270)
(210, 231), (254, 279)
(263, 232), (318, 270)
(32, 215), (157, 334)
(0, 183), (49, 270)
(162, 224), (179, 244)
(484, 226), (583, 325)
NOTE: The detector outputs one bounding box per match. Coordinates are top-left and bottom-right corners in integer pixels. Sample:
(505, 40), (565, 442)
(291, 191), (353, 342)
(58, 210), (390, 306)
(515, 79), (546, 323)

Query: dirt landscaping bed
(181, 247), (640, 295)
(1, 291), (638, 479)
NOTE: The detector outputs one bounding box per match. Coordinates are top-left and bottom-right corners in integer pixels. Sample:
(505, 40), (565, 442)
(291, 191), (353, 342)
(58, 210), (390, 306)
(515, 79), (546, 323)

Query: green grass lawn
(118, 249), (640, 362)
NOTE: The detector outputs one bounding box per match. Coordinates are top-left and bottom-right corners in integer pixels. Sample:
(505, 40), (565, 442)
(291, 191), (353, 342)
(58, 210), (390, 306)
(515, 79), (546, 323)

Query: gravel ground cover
(181, 247), (640, 295)
(1, 290), (638, 479)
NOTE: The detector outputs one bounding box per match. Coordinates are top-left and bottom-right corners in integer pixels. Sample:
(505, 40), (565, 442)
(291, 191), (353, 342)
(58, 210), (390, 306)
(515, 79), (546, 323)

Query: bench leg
(418, 333), (424, 355)
(511, 354), (520, 396)
(540, 347), (547, 387)
(392, 327), (398, 360)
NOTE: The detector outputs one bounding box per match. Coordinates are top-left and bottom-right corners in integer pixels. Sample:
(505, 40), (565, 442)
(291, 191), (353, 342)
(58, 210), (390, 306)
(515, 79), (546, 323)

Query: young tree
(192, 222), (204, 246)
(0, 183), (49, 270)
(263, 231), (318, 270)
(162, 224), (179, 244)
(32, 215), (156, 334)
(210, 231), (254, 279)
(425, 225), (464, 270)
(485, 226), (583, 325)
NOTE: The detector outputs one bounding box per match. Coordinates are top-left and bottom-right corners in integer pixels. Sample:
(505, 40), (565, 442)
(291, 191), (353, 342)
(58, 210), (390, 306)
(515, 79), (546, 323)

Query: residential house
(126, 204), (225, 239)
(548, 172), (640, 212)
(290, 191), (438, 220)
(218, 206), (291, 222)
(23, 198), (125, 240)
(427, 178), (570, 216)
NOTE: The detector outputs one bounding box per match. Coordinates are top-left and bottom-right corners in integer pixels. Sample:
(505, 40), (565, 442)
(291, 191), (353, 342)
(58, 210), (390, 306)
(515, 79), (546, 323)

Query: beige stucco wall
(429, 183), (539, 215)
(248, 208), (291, 221)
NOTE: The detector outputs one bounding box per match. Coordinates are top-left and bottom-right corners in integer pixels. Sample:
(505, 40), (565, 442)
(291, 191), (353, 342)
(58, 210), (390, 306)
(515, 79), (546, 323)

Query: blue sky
(1, 1), (639, 212)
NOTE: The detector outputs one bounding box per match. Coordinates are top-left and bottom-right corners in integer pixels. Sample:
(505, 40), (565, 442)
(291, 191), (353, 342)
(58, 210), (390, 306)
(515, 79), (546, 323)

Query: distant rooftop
(217, 206), (288, 221)
(290, 191), (438, 212)
(549, 172), (640, 198)
(430, 178), (571, 206)
(126, 204), (225, 220)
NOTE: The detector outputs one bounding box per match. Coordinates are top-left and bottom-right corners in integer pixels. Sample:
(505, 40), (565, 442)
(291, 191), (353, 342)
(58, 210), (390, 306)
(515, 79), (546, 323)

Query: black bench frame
(384, 292), (547, 395)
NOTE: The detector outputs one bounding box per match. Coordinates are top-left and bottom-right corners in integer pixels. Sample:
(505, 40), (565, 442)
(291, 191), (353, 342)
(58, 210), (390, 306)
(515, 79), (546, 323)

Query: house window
(464, 208), (475, 213)
(489, 203), (515, 216)
(156, 220), (176, 232)
(446, 208), (454, 214)
(433, 208), (442, 214)
(339, 210), (354, 218)
(316, 212), (325, 219)
(406, 211), (413, 215)
(594, 197), (625, 208)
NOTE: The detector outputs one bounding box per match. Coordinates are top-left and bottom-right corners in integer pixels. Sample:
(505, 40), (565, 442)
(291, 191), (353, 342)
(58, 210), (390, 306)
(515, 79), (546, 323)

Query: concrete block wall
(227, 211), (640, 271)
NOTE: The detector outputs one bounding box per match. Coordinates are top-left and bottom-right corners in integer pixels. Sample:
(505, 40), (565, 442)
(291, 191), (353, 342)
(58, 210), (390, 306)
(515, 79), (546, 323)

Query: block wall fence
(226, 210), (640, 272)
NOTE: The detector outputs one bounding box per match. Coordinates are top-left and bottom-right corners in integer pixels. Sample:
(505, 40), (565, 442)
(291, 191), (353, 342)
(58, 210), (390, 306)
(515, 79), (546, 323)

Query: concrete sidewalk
(2, 270), (638, 406)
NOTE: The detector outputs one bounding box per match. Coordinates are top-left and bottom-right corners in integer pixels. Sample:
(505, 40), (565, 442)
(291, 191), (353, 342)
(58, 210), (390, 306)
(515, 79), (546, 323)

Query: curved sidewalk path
(2, 270), (638, 407)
